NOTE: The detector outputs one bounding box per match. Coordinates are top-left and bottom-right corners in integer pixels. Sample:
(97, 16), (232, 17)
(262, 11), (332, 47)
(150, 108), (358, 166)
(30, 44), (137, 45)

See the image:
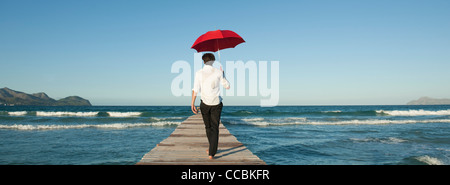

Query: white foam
(386, 137), (407, 143)
(237, 118), (450, 126)
(0, 122), (181, 130)
(350, 137), (407, 144)
(322, 110), (342, 113)
(284, 117), (308, 121)
(36, 111), (99, 117)
(242, 118), (265, 122)
(241, 117), (307, 126)
(150, 121), (181, 127)
(436, 148), (450, 152)
(8, 111), (27, 116)
(416, 155), (444, 165)
(377, 109), (450, 116)
(107, 112), (141, 117)
(307, 119), (450, 125)
(150, 117), (185, 121)
(13, 111), (144, 117)
(243, 121), (305, 126)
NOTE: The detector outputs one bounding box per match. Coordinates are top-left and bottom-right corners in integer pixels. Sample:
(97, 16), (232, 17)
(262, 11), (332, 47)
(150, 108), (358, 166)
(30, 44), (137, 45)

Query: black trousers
(200, 100), (223, 157)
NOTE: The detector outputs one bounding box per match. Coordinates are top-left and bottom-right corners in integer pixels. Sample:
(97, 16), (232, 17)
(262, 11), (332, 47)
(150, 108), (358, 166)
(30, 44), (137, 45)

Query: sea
(0, 105), (449, 165)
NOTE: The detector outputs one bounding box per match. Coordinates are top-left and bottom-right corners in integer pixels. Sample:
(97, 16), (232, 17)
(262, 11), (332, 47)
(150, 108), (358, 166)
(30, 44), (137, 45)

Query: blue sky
(1, 0), (449, 105)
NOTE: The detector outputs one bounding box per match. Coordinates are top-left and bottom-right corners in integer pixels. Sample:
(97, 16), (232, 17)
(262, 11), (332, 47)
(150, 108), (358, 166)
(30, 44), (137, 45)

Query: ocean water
(0, 105), (449, 165)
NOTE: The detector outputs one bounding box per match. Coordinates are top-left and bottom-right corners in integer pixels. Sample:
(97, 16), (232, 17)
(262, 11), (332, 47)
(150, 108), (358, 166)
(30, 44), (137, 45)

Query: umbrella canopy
(191, 30), (245, 52)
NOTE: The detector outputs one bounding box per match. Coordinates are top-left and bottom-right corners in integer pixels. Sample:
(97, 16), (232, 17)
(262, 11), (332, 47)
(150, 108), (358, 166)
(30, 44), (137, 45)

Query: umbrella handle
(218, 49), (221, 63)
(216, 39), (221, 63)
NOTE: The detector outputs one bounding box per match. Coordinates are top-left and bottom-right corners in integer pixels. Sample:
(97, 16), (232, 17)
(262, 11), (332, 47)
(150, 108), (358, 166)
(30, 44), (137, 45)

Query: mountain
(407, 97), (450, 105)
(0, 87), (91, 106)
(54, 96), (92, 106)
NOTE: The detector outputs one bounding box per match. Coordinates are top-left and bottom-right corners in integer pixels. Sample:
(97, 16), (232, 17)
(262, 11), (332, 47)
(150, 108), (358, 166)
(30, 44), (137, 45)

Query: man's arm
(191, 90), (198, 114)
(220, 67), (230, 90)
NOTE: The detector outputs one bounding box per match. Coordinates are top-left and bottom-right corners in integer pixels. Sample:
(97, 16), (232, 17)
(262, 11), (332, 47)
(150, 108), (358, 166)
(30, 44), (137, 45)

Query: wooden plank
(169, 133), (232, 137)
(137, 114), (266, 165)
(136, 162), (266, 165)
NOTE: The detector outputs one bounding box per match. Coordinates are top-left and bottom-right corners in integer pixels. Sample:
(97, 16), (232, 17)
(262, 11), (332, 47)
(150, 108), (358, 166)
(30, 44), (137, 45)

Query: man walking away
(191, 53), (230, 159)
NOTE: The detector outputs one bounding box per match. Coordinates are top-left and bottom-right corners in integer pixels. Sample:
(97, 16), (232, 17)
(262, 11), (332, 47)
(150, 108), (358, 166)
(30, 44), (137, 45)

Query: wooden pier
(136, 114), (266, 165)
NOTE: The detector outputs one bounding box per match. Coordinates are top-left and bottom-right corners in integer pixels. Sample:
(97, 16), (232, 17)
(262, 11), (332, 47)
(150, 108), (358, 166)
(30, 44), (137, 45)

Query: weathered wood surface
(136, 114), (266, 165)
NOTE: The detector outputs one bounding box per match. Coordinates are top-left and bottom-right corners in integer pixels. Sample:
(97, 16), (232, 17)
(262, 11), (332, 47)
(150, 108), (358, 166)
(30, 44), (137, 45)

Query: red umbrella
(191, 30), (245, 62)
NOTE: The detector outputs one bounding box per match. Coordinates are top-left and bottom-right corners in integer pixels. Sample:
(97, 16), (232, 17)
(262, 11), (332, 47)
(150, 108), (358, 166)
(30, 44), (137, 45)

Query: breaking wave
(350, 137), (408, 144)
(106, 112), (141, 117)
(232, 117), (450, 126)
(0, 121), (181, 130)
(241, 117), (265, 122)
(376, 109), (450, 116)
(36, 111), (99, 117)
(3, 111), (146, 117)
(5, 109), (450, 118)
(415, 155), (445, 165)
(8, 111), (28, 116)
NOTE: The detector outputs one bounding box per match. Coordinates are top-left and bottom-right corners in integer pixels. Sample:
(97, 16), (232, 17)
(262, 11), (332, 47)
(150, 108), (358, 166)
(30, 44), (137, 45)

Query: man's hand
(191, 90), (198, 114)
(191, 103), (198, 114)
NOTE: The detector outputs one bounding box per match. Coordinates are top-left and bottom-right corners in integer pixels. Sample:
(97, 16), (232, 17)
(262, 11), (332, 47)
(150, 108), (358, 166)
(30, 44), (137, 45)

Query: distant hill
(407, 97), (450, 105)
(0, 87), (91, 106)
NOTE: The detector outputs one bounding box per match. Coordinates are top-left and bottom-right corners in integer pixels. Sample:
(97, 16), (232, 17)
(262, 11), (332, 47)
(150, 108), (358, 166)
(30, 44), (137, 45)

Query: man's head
(202, 53), (215, 64)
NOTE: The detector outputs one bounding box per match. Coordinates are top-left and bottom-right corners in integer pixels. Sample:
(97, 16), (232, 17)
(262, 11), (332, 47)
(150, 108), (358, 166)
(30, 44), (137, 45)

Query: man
(191, 53), (230, 159)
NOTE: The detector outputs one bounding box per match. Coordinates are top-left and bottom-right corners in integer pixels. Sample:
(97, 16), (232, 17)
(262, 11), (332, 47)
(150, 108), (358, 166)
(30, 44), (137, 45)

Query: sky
(1, 0), (449, 106)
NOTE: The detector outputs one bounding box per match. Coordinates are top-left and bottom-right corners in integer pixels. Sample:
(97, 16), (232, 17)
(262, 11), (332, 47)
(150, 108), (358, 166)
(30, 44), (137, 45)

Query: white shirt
(192, 64), (230, 106)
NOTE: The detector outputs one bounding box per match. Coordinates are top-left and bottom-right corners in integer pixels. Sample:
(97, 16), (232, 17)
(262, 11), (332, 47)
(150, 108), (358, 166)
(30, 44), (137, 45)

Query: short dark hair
(202, 53), (215, 63)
